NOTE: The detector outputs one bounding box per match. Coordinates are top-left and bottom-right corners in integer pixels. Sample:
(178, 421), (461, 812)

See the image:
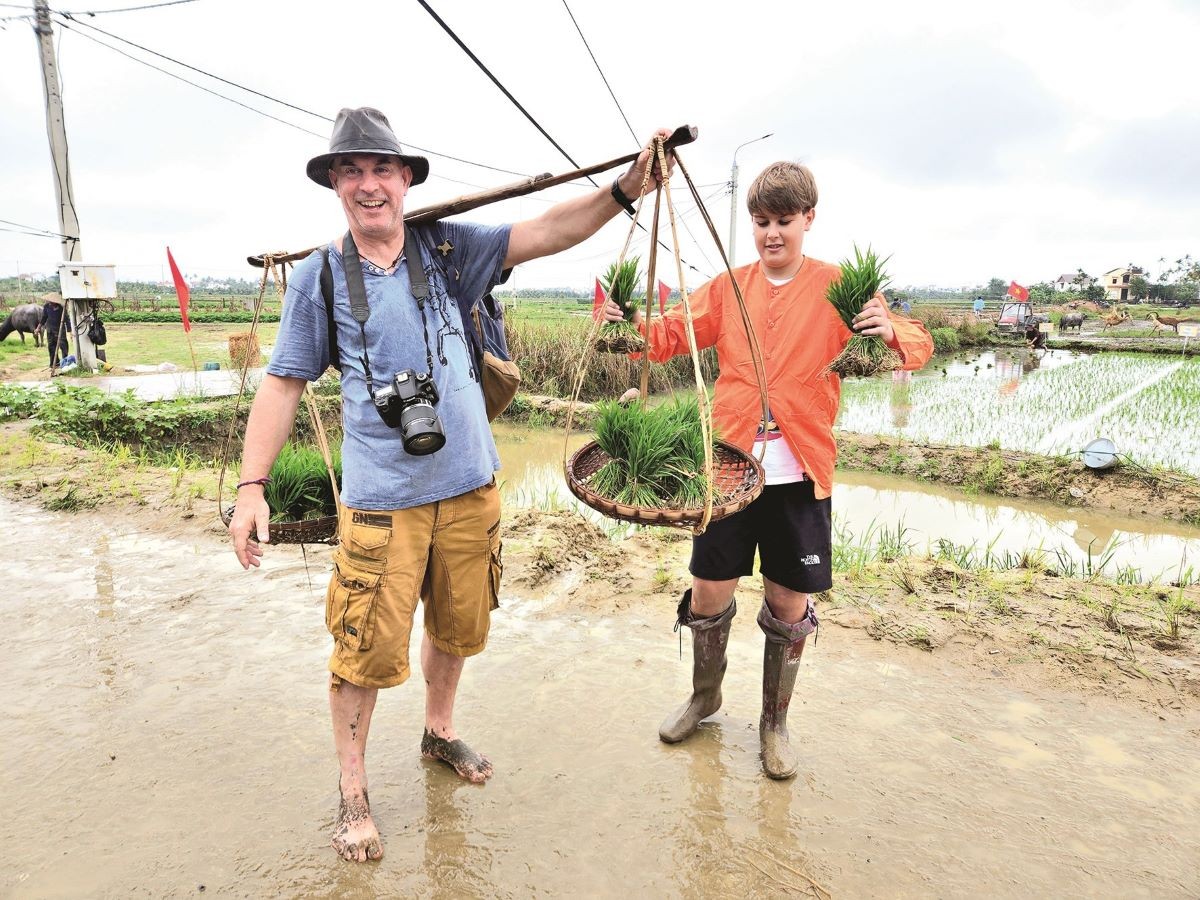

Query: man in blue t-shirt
(229, 107), (668, 863)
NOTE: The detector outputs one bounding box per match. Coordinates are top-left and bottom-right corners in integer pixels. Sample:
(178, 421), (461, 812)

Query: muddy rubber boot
(757, 599), (819, 780)
(658, 590), (736, 744)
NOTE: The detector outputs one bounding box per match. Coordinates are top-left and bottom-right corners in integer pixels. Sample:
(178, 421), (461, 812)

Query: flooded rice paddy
(836, 349), (1200, 477)
(2, 497), (1198, 898)
(493, 423), (1200, 584)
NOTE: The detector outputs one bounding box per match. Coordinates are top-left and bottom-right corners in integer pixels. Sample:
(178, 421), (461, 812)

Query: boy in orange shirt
(602, 161), (933, 778)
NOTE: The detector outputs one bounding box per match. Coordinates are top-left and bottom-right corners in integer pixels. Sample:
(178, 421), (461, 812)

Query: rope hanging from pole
(215, 253), (340, 541)
(563, 137), (769, 535)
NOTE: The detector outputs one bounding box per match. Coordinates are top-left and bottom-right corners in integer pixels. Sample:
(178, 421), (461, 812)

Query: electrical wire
(0, 225), (74, 239)
(59, 0), (197, 15)
(0, 218), (73, 239)
(559, 0), (638, 146)
(52, 12), (539, 179)
(417, 0), (707, 277)
(416, 0), (585, 171)
(56, 20), (329, 139)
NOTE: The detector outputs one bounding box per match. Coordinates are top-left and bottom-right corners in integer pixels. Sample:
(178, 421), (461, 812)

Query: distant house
(1102, 266), (1144, 303)
(1054, 272), (1096, 292)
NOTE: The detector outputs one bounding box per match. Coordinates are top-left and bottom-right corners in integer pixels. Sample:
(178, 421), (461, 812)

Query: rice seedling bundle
(595, 256), (646, 354)
(588, 396), (715, 508)
(825, 245), (903, 378)
(262, 442), (342, 522)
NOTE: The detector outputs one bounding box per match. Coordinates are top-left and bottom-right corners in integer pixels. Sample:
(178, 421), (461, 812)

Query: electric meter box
(58, 264), (116, 300)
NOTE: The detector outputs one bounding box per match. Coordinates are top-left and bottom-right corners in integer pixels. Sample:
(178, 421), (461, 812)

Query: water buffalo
(1060, 313), (1084, 333)
(0, 304), (43, 346)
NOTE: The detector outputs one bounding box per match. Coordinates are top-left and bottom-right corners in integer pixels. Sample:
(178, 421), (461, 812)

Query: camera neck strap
(341, 224), (436, 398)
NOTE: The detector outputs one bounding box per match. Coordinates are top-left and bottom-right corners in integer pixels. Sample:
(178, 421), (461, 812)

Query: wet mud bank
(2, 497), (1198, 897)
(835, 430), (1200, 526)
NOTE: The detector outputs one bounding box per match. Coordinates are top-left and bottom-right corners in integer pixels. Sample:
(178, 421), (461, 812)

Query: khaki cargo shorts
(325, 480), (502, 689)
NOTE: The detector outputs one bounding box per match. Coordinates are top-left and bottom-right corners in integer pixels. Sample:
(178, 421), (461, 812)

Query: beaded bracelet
(236, 476), (272, 489)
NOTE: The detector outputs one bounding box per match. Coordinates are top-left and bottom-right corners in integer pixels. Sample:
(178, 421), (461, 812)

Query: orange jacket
(640, 258), (934, 499)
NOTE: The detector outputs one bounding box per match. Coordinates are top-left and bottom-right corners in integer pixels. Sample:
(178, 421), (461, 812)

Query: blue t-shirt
(266, 220), (511, 510)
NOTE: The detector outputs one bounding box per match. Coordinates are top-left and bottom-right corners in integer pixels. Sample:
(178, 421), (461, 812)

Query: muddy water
(493, 423), (1200, 580)
(2, 497), (1199, 898)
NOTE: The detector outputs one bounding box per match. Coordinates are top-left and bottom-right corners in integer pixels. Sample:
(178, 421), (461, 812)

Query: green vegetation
(825, 245), (902, 377)
(0, 322), (281, 378)
(105, 310), (279, 324)
(34, 384), (228, 449)
(589, 396), (711, 507)
(505, 316), (715, 401)
(261, 442), (341, 522)
(595, 257), (646, 353)
(930, 327), (960, 352)
(0, 383), (42, 421)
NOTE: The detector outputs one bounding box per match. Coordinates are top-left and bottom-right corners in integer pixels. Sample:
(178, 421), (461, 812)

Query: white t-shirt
(756, 273), (806, 485)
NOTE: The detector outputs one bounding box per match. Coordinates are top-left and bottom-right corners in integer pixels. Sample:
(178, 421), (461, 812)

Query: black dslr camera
(373, 369), (445, 455)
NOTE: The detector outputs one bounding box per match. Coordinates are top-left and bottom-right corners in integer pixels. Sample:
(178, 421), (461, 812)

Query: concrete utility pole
(34, 0), (97, 370)
(728, 133), (772, 267)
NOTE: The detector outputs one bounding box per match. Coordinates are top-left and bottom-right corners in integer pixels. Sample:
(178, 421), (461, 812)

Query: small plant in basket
(825, 244), (903, 378)
(595, 256), (646, 353)
(261, 442), (342, 522)
(588, 396), (714, 508)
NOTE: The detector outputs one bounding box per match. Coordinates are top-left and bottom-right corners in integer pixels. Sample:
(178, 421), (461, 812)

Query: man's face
(752, 208), (815, 276)
(328, 154), (412, 243)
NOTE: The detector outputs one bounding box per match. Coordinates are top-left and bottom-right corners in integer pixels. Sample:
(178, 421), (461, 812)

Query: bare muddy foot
(331, 790), (383, 863)
(421, 729), (494, 783)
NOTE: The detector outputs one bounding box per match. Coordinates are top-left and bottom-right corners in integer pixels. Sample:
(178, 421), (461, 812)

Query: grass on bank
(0, 322), (281, 380)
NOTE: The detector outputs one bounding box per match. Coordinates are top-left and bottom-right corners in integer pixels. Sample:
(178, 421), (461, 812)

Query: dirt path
(2, 496), (1197, 898)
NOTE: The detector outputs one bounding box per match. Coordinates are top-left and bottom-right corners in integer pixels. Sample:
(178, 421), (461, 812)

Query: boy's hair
(746, 162), (818, 216)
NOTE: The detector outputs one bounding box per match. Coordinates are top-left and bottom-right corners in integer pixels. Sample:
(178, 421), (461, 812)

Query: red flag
(1007, 281), (1030, 302)
(593, 277), (606, 313)
(657, 280), (671, 316)
(167, 247), (191, 332)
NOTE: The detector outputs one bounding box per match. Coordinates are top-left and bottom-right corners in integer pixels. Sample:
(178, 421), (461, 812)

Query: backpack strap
(319, 246), (339, 372)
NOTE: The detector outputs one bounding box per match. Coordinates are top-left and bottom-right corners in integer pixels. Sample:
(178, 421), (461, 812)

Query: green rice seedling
(890, 564), (919, 594)
(261, 442), (342, 522)
(831, 516), (881, 575)
(1153, 588), (1193, 639)
(588, 395), (715, 509)
(877, 519), (914, 562)
(595, 256), (646, 353)
(934, 537), (976, 569)
(824, 245), (902, 378)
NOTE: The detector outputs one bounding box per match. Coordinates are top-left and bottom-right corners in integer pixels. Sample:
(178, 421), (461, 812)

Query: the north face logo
(801, 554), (821, 565)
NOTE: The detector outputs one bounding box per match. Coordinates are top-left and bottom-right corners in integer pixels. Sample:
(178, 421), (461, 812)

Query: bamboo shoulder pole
(247, 126), (699, 268)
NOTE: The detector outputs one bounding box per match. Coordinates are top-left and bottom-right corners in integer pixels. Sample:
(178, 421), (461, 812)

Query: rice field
(491, 423), (1200, 583)
(836, 349), (1200, 476)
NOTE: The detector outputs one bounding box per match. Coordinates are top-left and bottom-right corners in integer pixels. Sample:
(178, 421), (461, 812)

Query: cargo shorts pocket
(326, 551), (385, 651)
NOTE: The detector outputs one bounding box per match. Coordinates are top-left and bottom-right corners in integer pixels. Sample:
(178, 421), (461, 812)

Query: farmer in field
(41, 296), (70, 371)
(603, 161), (933, 778)
(228, 107), (670, 863)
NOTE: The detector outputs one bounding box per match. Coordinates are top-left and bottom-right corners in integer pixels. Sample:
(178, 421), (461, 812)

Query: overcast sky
(2, 0), (1197, 292)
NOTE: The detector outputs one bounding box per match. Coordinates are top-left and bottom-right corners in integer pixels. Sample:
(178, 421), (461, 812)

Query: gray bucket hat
(306, 107), (430, 189)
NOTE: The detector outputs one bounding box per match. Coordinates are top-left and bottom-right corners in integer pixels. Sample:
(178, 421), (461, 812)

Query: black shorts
(690, 480), (833, 594)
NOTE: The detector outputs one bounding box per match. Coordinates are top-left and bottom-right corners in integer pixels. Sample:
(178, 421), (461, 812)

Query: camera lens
(400, 402), (446, 455)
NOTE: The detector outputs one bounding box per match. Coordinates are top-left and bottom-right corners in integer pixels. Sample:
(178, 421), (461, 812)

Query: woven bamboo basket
(228, 332), (261, 369)
(221, 505), (339, 544)
(566, 440), (764, 529)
